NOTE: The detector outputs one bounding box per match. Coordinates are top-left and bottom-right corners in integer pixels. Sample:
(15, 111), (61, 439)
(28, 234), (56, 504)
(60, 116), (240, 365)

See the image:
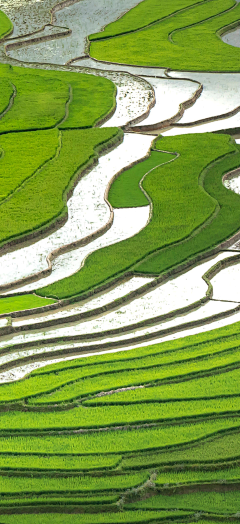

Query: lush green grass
(38, 133), (237, 299)
(0, 10), (13, 39)
(108, 151), (175, 208)
(0, 130), (58, 202)
(89, 0), (206, 40)
(0, 128), (120, 248)
(0, 471), (148, 495)
(0, 510), (192, 524)
(0, 418), (239, 455)
(122, 430), (240, 469)
(0, 295), (56, 314)
(0, 64), (116, 132)
(90, 0), (240, 71)
(131, 491), (240, 513)
(0, 453), (120, 471)
(86, 367), (240, 404)
(156, 465), (240, 486)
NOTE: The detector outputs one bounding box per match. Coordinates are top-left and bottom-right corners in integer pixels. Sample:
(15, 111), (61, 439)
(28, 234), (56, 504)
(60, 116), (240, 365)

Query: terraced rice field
(0, 0), (240, 522)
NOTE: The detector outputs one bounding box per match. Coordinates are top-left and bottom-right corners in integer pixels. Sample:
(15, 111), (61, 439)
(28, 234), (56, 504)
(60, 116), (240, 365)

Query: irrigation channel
(0, 0), (240, 384)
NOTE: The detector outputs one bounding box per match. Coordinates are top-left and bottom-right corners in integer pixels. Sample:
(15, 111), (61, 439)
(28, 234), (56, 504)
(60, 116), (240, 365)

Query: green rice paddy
(0, 1), (240, 521)
(0, 10), (12, 39)
(90, 0), (240, 71)
(0, 295), (56, 314)
(0, 64), (116, 132)
(0, 128), (120, 248)
(108, 150), (176, 208)
(38, 133), (240, 299)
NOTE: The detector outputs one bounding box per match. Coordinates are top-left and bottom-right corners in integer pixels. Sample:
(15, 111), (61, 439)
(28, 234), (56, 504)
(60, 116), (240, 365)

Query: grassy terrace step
(85, 367), (240, 404)
(129, 491), (240, 513)
(28, 348), (240, 404)
(108, 151), (176, 208)
(0, 295), (56, 315)
(1, 321), (240, 403)
(2, 397), (240, 431)
(0, 326), (240, 513)
(38, 133), (240, 299)
(90, 0), (240, 71)
(0, 63), (116, 132)
(2, 342), (240, 405)
(136, 140), (240, 274)
(0, 127), (120, 248)
(0, 418), (239, 455)
(122, 430), (240, 469)
(0, 494), (118, 506)
(0, 511), (193, 523)
(0, 11), (12, 40)
(0, 470), (149, 495)
(89, 0), (207, 40)
(155, 464), (240, 486)
(0, 453), (121, 471)
(0, 130), (58, 203)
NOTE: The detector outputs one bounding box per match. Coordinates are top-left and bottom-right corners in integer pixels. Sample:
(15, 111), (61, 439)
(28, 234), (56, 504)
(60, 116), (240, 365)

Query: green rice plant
(108, 151), (175, 207)
(156, 465), (240, 486)
(0, 64), (116, 132)
(0, 128), (120, 247)
(0, 78), (14, 117)
(137, 142), (240, 274)
(130, 491), (240, 513)
(0, 494), (118, 506)
(0, 130), (58, 202)
(0, 10), (13, 39)
(0, 453), (121, 471)
(0, 510), (193, 524)
(2, 321), (240, 404)
(0, 72), (69, 133)
(5, 395), (240, 431)
(38, 133), (237, 299)
(30, 347), (240, 404)
(0, 418), (239, 455)
(122, 430), (240, 469)
(0, 471), (148, 495)
(87, 367), (240, 405)
(32, 319), (240, 375)
(0, 295), (56, 314)
(89, 0), (207, 40)
(59, 74), (116, 129)
(90, 0), (240, 71)
(2, 397), (240, 431)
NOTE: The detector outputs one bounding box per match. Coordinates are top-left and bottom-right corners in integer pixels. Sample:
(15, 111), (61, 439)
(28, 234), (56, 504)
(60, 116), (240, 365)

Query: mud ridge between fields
(2, 299), (240, 373)
(1, 237), (240, 341)
(5, 29), (71, 53)
(2, 288), (240, 374)
(126, 72), (203, 133)
(0, 84), (17, 121)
